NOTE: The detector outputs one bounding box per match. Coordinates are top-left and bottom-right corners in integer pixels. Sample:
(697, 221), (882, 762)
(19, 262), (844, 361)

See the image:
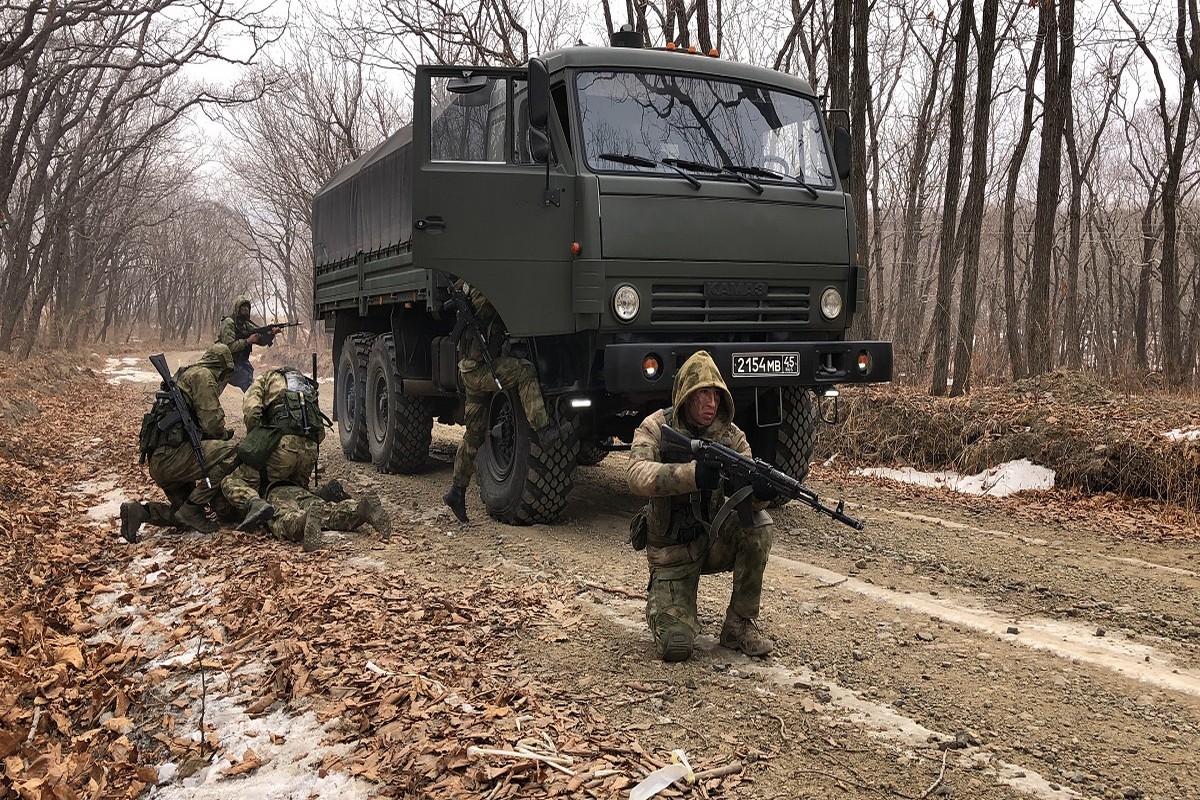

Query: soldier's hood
(230, 295), (251, 319)
(671, 350), (734, 434)
(195, 343), (234, 377)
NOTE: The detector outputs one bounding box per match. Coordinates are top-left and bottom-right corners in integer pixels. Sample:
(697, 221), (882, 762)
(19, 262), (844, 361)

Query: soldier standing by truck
(627, 350), (778, 663)
(442, 282), (562, 523)
(217, 296), (283, 392)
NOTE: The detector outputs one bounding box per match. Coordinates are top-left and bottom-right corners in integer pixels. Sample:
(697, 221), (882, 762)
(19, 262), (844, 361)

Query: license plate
(731, 352), (800, 377)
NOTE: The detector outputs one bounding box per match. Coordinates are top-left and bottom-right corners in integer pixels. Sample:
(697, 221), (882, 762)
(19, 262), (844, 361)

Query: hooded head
(231, 295), (251, 321)
(671, 350), (734, 434)
(194, 343), (235, 386)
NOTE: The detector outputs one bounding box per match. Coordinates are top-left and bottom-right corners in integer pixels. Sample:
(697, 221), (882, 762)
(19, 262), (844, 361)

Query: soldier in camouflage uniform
(216, 295), (281, 392)
(121, 345), (240, 542)
(627, 350), (778, 662)
(442, 282), (560, 523)
(221, 366), (390, 552)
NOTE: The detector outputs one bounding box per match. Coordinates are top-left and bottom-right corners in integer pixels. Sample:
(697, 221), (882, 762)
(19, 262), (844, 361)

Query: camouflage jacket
(457, 284), (505, 370)
(217, 295), (257, 361)
(175, 344), (234, 440)
(627, 350), (763, 538)
(244, 368), (326, 444)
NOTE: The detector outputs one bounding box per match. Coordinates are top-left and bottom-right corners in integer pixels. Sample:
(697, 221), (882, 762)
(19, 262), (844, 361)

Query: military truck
(312, 30), (893, 525)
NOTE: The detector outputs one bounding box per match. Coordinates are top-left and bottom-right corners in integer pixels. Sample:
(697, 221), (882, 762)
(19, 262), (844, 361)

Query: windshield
(576, 70), (835, 189)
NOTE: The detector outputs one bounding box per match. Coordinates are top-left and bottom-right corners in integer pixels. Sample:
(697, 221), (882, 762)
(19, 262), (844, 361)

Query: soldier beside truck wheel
(627, 350), (779, 663)
(441, 282), (563, 524)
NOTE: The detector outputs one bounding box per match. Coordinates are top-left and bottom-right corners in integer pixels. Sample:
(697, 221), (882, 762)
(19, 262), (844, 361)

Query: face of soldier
(238, 303), (250, 320)
(684, 387), (719, 428)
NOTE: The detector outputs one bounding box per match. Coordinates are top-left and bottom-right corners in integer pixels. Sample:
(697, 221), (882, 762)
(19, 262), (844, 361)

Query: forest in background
(1, 0), (1198, 393)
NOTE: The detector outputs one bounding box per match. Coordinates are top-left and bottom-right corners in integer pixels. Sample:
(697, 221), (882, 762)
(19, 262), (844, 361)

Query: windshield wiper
(599, 153), (701, 189)
(726, 163), (819, 200)
(665, 157), (764, 195)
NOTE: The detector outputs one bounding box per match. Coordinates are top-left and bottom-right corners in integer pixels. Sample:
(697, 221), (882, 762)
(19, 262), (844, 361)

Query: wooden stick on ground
(467, 745), (577, 776)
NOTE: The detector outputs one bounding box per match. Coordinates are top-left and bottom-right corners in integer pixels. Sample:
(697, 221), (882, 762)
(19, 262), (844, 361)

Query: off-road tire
(336, 332), (376, 462)
(576, 437), (613, 467)
(477, 390), (578, 525)
(365, 334), (434, 473)
(744, 386), (820, 506)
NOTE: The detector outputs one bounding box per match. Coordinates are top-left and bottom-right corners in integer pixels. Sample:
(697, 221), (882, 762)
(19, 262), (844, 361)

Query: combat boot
(174, 502), (218, 534)
(355, 493), (391, 540)
(315, 479), (349, 503)
(536, 423), (561, 449)
(236, 498), (275, 532)
(301, 509), (324, 553)
(719, 608), (773, 657)
(659, 629), (695, 663)
(119, 501), (149, 544)
(442, 484), (468, 523)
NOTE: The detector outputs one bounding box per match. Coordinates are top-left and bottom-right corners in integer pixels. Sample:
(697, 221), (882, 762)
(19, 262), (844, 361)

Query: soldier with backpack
(220, 366), (391, 551)
(121, 345), (240, 542)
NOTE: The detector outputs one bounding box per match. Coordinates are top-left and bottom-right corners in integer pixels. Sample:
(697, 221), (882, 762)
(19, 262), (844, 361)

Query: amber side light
(570, 242), (582, 256)
(708, 49), (719, 57)
(666, 42), (677, 50)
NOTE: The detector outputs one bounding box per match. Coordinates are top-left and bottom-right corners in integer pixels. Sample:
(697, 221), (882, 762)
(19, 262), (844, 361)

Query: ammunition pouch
(629, 506), (649, 551)
(237, 425), (285, 470)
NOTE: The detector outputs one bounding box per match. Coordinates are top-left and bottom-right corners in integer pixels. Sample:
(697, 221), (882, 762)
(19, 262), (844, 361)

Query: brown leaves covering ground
(0, 356), (746, 799)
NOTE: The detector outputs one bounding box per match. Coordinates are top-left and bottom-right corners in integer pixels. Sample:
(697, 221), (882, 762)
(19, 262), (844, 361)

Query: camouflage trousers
(644, 516), (774, 659)
(264, 484), (361, 542)
(148, 439), (238, 508)
(451, 357), (549, 488)
(221, 434), (318, 512)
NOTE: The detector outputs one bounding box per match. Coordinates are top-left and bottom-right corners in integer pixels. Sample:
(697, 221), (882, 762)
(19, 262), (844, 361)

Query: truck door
(412, 66), (573, 337)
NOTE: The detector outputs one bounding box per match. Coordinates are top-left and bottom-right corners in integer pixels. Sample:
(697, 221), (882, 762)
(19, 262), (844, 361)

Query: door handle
(415, 216), (445, 233)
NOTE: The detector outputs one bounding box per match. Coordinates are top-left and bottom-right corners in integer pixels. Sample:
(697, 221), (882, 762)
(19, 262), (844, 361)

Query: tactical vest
(138, 395), (185, 463)
(263, 370), (322, 442)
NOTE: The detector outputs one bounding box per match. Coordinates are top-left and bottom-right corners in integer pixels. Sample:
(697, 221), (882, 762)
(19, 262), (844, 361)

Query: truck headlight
(613, 284), (640, 322)
(820, 287), (843, 320)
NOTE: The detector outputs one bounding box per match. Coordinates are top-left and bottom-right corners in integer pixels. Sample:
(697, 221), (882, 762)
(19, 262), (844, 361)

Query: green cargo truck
(312, 31), (893, 525)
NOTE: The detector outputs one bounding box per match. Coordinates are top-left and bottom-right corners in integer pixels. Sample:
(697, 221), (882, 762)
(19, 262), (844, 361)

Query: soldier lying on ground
(121, 344), (240, 542)
(219, 366), (390, 551)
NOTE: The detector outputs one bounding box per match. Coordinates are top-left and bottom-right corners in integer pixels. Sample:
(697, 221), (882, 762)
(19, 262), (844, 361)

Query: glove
(694, 461), (722, 491)
(752, 476), (781, 502)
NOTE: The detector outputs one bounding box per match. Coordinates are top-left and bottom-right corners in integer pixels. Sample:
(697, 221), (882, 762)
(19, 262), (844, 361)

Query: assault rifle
(148, 353), (212, 489)
(660, 425), (864, 531)
(443, 283), (503, 390)
(249, 321), (301, 347)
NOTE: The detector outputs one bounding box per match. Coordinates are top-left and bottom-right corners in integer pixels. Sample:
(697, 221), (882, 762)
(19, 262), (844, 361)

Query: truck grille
(650, 283), (811, 326)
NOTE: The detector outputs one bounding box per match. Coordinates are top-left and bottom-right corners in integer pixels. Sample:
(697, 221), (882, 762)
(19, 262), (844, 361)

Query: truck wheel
(576, 437), (613, 467)
(743, 387), (818, 507)
(365, 334), (433, 473)
(336, 332), (376, 462)
(477, 390), (577, 525)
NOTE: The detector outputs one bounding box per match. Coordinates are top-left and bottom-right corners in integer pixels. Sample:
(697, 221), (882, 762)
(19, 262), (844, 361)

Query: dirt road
(92, 353), (1200, 799)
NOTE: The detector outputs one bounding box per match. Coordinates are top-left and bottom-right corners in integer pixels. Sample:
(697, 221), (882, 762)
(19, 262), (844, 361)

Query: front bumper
(603, 340), (893, 393)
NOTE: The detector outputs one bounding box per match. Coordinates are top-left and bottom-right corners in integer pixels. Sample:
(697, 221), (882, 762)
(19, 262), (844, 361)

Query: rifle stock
(660, 425), (864, 530)
(148, 353), (212, 489)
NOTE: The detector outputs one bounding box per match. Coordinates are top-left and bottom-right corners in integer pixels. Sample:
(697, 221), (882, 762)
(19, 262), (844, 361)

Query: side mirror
(528, 58), (549, 131)
(529, 128), (552, 164)
(833, 126), (852, 182)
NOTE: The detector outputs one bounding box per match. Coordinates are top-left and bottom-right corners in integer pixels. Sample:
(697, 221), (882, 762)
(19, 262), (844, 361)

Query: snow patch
(855, 460), (1055, 496)
(149, 697), (371, 800)
(1163, 426), (1200, 442)
(103, 356), (161, 385)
